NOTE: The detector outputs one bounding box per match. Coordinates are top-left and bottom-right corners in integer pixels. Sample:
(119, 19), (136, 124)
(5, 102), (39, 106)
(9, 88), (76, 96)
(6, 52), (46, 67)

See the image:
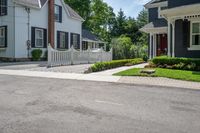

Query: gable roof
(64, 4), (84, 21)
(13, 0), (48, 9)
(13, 0), (84, 21)
(144, 0), (168, 8)
(82, 29), (104, 43)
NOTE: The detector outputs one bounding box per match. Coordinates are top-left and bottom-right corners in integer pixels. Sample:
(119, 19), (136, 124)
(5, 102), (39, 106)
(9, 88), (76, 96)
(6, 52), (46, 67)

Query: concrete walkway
(0, 68), (199, 90)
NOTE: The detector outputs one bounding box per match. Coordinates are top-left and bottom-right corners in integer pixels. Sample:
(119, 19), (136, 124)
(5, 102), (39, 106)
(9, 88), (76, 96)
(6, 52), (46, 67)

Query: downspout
(48, 0), (55, 48)
(25, 7), (31, 58)
(13, 2), (16, 59)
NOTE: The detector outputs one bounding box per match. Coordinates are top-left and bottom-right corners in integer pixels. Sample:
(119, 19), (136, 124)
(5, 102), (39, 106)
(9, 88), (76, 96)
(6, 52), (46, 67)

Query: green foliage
(31, 49), (43, 61)
(111, 36), (148, 60)
(89, 58), (144, 72)
(65, 0), (149, 57)
(152, 56), (200, 71)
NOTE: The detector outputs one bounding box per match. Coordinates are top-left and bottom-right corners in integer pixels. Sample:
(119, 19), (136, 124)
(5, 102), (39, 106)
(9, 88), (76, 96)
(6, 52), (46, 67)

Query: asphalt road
(0, 75), (200, 133)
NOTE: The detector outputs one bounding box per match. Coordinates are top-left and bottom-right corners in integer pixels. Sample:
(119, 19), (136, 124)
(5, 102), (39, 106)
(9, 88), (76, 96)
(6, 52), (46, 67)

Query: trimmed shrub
(151, 56), (200, 71)
(31, 49), (43, 61)
(89, 58), (144, 72)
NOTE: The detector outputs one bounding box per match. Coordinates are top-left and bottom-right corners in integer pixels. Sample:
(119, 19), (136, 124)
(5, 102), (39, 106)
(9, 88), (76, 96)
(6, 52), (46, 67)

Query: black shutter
(65, 32), (68, 49)
(59, 6), (62, 23)
(57, 31), (60, 48)
(43, 29), (47, 48)
(70, 33), (73, 47)
(4, 26), (7, 47)
(183, 20), (190, 47)
(31, 27), (35, 48)
(77, 34), (80, 49)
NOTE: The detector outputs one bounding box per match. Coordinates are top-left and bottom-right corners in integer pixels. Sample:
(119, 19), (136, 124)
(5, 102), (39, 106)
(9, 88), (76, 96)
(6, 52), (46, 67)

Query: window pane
(192, 35), (200, 45)
(54, 5), (60, 21)
(192, 23), (200, 33)
(36, 39), (43, 47)
(36, 30), (43, 38)
(60, 32), (65, 48)
(0, 38), (5, 46)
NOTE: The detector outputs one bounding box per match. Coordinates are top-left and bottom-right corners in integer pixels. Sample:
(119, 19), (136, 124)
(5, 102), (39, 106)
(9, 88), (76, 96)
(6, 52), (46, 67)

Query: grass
(114, 68), (200, 82)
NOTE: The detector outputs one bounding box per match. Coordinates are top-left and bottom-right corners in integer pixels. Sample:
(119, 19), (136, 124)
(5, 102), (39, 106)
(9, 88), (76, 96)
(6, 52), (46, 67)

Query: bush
(31, 49), (43, 61)
(151, 56), (200, 71)
(89, 58), (144, 72)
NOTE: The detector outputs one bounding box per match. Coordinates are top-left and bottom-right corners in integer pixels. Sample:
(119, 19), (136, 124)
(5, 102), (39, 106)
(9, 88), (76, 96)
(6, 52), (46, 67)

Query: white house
(0, 0), (84, 61)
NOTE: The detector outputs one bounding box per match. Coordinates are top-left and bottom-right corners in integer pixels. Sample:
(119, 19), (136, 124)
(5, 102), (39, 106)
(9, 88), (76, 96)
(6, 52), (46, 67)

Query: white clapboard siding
(48, 44), (112, 67)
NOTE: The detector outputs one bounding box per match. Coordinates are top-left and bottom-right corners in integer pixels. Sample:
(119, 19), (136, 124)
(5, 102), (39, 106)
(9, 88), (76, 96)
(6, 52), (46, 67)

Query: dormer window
(0, 0), (7, 16)
(54, 5), (62, 23)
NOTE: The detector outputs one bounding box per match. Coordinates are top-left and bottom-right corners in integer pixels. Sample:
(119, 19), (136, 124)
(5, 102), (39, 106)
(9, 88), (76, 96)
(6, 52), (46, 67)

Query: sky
(103, 0), (149, 18)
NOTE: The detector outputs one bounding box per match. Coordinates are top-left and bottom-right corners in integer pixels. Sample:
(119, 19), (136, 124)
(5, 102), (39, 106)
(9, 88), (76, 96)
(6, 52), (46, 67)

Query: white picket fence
(48, 44), (112, 67)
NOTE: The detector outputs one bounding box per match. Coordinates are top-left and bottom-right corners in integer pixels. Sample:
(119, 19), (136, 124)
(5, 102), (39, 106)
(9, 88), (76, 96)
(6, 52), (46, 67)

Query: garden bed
(86, 58), (144, 73)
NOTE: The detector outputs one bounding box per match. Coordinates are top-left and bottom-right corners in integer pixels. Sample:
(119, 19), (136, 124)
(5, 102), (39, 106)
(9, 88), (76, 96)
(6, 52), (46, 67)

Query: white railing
(48, 44), (112, 67)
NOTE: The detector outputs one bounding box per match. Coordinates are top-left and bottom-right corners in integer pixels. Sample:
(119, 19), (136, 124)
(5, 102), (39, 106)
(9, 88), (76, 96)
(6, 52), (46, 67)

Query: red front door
(157, 34), (167, 56)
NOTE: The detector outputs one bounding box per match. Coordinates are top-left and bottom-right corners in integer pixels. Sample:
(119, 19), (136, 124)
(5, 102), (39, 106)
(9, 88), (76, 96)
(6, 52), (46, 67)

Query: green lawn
(114, 68), (200, 82)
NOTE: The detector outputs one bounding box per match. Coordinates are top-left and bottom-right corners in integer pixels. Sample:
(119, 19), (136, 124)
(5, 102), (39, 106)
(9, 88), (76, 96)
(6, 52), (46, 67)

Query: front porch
(140, 22), (168, 59)
(161, 3), (200, 58)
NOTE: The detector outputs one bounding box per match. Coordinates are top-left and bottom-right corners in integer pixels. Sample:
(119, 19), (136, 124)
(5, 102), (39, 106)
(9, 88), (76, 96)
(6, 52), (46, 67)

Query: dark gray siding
(148, 8), (158, 22)
(148, 8), (167, 27)
(168, 0), (200, 8)
(174, 19), (200, 58)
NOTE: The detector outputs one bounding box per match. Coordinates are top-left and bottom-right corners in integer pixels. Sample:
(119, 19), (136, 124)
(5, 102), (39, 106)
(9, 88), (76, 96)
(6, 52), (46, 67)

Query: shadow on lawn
(192, 71), (200, 75)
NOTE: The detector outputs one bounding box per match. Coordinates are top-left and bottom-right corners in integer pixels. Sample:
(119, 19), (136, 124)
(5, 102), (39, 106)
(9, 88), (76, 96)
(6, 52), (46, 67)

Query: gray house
(141, 0), (200, 58)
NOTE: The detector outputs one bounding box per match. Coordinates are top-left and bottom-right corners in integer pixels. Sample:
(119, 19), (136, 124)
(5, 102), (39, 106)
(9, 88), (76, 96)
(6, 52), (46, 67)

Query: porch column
(149, 33), (152, 59)
(171, 20), (175, 57)
(153, 34), (157, 57)
(167, 21), (171, 56)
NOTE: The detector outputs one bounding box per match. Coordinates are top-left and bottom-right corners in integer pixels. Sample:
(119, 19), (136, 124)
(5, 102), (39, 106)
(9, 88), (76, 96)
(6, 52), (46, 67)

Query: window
(59, 32), (66, 49)
(55, 5), (62, 22)
(0, 0), (7, 16)
(0, 26), (6, 47)
(191, 22), (200, 46)
(72, 34), (78, 49)
(35, 29), (44, 47)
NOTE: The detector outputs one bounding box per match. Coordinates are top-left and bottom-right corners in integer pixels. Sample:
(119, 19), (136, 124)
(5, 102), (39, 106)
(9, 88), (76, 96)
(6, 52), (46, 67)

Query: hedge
(89, 58), (144, 72)
(31, 49), (43, 61)
(151, 56), (200, 71)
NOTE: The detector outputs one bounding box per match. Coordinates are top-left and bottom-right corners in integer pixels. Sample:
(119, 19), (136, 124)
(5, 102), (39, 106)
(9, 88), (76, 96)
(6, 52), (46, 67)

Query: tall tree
(111, 9), (127, 37)
(64, 0), (91, 26)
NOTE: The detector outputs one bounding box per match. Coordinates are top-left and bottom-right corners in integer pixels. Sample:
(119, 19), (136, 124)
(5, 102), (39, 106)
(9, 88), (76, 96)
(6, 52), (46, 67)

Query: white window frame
(189, 20), (200, 50)
(0, 27), (5, 47)
(35, 28), (44, 48)
(60, 32), (66, 49)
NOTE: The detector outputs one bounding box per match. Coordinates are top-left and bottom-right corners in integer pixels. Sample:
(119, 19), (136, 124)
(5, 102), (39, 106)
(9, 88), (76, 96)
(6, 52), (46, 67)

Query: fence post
(110, 48), (113, 61)
(48, 43), (52, 67)
(87, 46), (91, 64)
(100, 47), (103, 62)
(71, 45), (74, 65)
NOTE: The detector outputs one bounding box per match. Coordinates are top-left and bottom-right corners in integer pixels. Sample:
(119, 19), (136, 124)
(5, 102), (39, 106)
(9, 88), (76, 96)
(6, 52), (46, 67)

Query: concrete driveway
(0, 75), (200, 133)
(0, 62), (92, 74)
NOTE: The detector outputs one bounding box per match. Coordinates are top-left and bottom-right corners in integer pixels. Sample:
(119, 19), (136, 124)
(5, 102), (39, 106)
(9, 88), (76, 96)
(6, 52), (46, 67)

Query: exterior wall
(0, 0), (15, 58)
(174, 19), (200, 58)
(14, 2), (48, 58)
(148, 8), (158, 22)
(54, 0), (82, 50)
(168, 0), (200, 8)
(1, 0), (82, 59)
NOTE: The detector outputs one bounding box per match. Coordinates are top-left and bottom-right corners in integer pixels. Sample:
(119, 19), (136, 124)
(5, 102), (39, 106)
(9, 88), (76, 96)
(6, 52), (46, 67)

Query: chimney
(48, 0), (55, 48)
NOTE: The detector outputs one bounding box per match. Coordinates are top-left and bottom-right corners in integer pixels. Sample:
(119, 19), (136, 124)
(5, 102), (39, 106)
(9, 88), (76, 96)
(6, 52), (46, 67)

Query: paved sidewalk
(0, 69), (199, 90)
(91, 63), (148, 76)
